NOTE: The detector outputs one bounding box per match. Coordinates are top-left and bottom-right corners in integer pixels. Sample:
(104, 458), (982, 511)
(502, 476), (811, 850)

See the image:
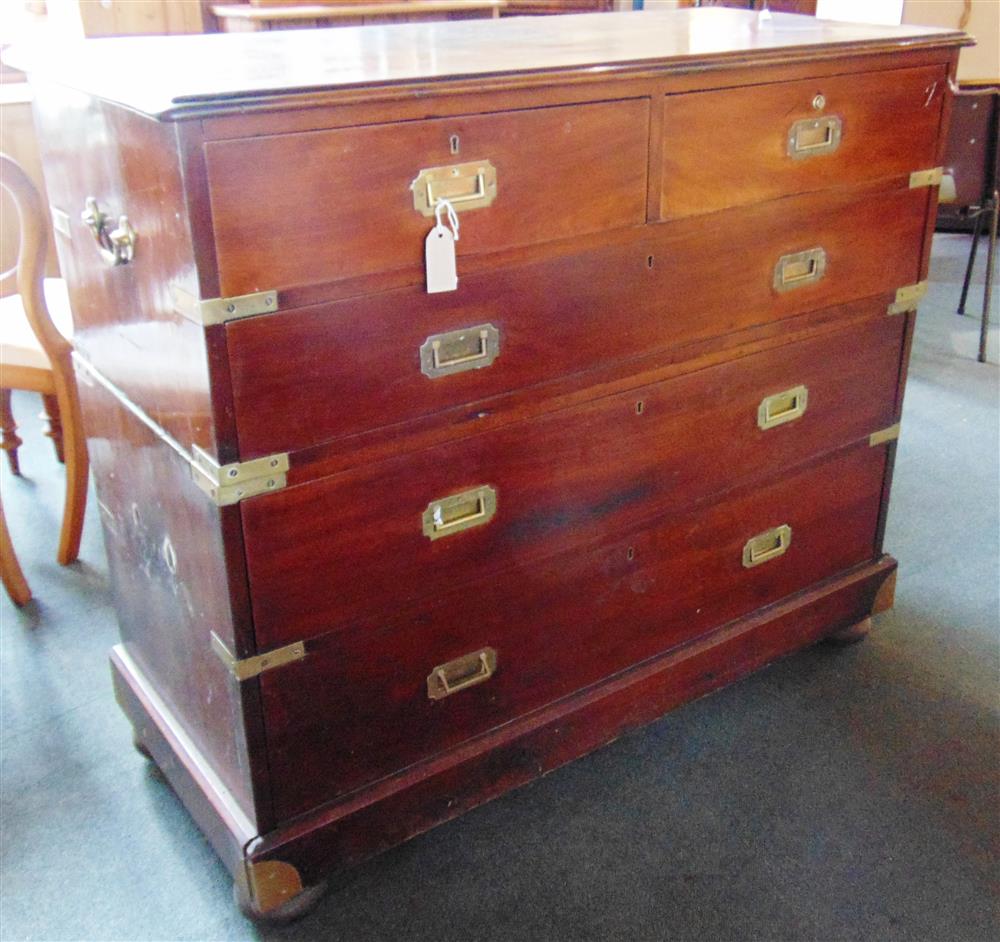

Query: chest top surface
(8, 8), (967, 119)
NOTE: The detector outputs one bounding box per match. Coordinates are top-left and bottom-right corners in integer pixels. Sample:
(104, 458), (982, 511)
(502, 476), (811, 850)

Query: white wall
(816, 0), (904, 27)
(903, 0), (999, 82)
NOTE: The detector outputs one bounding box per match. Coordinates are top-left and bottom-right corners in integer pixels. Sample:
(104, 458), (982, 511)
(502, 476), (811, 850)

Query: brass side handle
(787, 115), (842, 159)
(412, 160), (498, 216)
(422, 485), (497, 540)
(427, 647), (497, 700)
(743, 525), (792, 569)
(81, 196), (136, 266)
(773, 248), (826, 292)
(757, 385), (809, 430)
(420, 324), (500, 378)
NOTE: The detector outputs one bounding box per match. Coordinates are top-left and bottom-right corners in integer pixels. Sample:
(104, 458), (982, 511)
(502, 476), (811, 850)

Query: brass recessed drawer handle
(757, 385), (809, 430)
(774, 248), (826, 292)
(81, 196), (136, 266)
(743, 525), (793, 569)
(420, 324), (500, 378)
(429, 170), (487, 206)
(422, 485), (497, 540)
(411, 160), (498, 216)
(787, 115), (842, 159)
(427, 647), (497, 700)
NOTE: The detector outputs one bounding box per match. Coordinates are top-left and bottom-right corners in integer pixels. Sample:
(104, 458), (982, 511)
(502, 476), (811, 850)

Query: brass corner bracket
(210, 632), (306, 682)
(190, 445), (289, 507)
(869, 423), (901, 447)
(909, 167), (944, 189)
(236, 860), (306, 916)
(887, 281), (928, 316)
(172, 285), (279, 327)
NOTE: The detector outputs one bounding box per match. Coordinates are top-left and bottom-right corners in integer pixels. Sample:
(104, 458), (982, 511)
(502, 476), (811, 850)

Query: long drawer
(227, 184), (925, 457)
(241, 317), (904, 647)
(204, 98), (649, 296)
(261, 441), (888, 821)
(661, 63), (946, 219)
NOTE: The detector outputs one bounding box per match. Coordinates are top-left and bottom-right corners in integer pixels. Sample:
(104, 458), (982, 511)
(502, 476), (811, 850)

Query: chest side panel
(31, 85), (222, 457)
(78, 372), (270, 830)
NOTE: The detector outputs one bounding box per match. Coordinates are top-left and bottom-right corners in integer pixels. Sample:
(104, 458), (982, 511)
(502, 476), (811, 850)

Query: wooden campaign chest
(22, 7), (966, 919)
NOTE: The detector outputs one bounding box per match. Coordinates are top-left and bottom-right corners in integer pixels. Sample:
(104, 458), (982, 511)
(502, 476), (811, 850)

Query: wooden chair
(0, 492), (30, 605)
(0, 153), (88, 603)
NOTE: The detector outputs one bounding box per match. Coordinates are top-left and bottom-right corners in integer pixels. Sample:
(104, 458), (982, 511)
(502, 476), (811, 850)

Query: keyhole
(626, 546), (635, 561)
(635, 401), (645, 415)
(449, 134), (460, 155)
(647, 255), (655, 269)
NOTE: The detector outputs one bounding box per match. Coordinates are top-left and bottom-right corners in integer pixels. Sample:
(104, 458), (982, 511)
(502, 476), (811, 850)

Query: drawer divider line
(73, 353), (289, 506)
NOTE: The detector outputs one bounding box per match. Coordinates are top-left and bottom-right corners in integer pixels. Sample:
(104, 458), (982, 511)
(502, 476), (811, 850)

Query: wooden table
(210, 0), (503, 31)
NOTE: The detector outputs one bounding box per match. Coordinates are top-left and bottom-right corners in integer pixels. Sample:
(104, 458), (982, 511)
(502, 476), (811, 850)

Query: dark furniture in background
(208, 0), (503, 32)
(500, 0), (612, 12)
(681, 1), (817, 13)
(937, 83), (998, 363)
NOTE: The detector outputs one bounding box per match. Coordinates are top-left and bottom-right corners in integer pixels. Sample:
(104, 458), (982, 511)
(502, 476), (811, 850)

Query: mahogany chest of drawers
(23, 7), (966, 919)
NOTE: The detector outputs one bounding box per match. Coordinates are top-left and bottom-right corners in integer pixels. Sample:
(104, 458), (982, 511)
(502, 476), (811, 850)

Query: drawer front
(205, 99), (649, 296)
(227, 185), (925, 457)
(242, 317), (905, 647)
(661, 64), (945, 219)
(262, 443), (888, 821)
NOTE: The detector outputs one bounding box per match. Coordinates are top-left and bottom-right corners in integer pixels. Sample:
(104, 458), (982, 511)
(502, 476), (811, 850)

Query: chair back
(0, 153), (71, 365)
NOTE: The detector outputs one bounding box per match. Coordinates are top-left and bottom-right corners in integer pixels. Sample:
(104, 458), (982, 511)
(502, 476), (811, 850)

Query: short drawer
(227, 183), (926, 457)
(661, 64), (946, 219)
(242, 316), (905, 647)
(261, 442), (888, 821)
(204, 98), (649, 296)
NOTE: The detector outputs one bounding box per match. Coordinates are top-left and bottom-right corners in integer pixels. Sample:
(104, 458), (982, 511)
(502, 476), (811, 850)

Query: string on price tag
(425, 198), (460, 294)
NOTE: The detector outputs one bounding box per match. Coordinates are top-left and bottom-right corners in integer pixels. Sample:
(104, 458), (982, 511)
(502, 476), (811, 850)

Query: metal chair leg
(958, 206), (985, 316)
(979, 193), (998, 364)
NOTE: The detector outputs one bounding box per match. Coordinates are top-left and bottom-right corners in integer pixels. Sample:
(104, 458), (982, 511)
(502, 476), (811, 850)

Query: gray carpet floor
(1, 233), (997, 941)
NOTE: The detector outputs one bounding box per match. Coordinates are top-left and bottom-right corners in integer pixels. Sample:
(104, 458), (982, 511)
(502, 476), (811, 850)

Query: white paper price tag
(425, 199), (460, 294)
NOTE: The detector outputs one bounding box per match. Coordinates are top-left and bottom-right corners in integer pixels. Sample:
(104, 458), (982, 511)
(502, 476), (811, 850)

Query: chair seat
(0, 279), (73, 375)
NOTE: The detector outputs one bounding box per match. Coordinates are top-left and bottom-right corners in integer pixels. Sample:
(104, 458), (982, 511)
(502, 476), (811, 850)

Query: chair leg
(958, 207), (985, 316)
(0, 388), (22, 476)
(979, 193), (998, 365)
(0, 493), (31, 606)
(53, 377), (89, 566)
(40, 393), (65, 464)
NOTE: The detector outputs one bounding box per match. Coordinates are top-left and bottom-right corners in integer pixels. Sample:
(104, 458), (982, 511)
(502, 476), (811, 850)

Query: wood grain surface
(661, 63), (947, 218)
(249, 555), (898, 878)
(241, 316), (905, 646)
(261, 442), (888, 821)
(205, 98), (649, 295)
(227, 182), (924, 458)
(7, 9), (967, 119)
